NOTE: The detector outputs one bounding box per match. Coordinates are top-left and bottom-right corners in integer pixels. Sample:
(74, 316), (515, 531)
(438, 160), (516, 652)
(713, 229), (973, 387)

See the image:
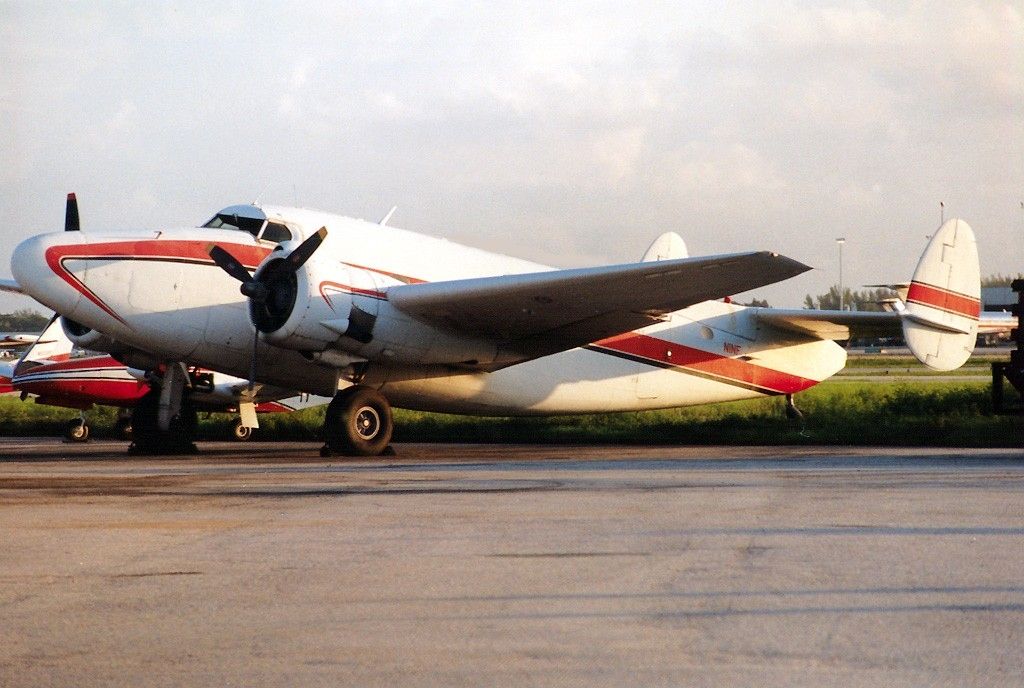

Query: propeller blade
(208, 244), (254, 284)
(284, 226), (328, 271)
(65, 193), (80, 232)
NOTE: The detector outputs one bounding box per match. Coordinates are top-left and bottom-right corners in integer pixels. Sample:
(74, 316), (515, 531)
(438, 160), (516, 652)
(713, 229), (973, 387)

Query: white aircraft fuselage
(13, 204), (846, 415)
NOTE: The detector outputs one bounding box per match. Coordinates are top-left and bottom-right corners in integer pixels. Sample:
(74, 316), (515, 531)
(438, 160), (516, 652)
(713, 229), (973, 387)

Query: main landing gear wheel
(129, 388), (198, 455)
(322, 387), (393, 457)
(113, 416), (133, 441)
(232, 419), (253, 441)
(64, 419), (89, 442)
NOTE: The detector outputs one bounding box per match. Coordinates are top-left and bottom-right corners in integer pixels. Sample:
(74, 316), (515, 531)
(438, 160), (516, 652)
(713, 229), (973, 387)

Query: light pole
(836, 238), (846, 310)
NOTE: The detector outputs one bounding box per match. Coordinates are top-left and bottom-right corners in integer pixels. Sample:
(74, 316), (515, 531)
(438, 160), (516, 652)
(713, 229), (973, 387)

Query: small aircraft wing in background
(0, 334), (55, 350)
(0, 278), (23, 295)
(389, 250), (810, 363)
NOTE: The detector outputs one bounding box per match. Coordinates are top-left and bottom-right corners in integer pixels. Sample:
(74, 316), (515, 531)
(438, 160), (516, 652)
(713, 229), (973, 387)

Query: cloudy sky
(2, 1), (1022, 312)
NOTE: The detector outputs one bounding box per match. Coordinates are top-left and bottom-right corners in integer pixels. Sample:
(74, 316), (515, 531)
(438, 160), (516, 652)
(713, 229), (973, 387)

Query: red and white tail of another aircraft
(3, 314), (330, 441)
(6, 197), (981, 455)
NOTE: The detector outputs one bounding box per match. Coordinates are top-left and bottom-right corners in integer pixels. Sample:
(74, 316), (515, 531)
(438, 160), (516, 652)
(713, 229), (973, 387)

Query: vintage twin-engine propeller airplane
(7, 194), (981, 455)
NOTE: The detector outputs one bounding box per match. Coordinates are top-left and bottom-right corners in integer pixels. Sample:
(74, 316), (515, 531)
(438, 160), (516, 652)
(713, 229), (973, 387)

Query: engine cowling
(60, 317), (127, 354)
(223, 233), (499, 368)
(253, 253), (376, 352)
(252, 255), (500, 367)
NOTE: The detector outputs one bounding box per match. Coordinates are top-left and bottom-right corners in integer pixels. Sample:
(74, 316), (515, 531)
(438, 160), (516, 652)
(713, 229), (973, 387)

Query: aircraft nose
(11, 232), (85, 315)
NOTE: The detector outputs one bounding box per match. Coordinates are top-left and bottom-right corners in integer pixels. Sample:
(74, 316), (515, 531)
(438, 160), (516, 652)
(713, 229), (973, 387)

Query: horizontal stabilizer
(755, 308), (900, 341)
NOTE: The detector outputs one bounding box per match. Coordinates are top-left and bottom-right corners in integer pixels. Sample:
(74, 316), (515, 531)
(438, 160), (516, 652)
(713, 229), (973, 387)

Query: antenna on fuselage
(378, 206), (397, 226)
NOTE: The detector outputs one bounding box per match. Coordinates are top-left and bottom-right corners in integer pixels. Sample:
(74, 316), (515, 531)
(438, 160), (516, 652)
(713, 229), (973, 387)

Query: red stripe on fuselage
(341, 261), (426, 285)
(44, 240), (272, 327)
(590, 332), (819, 395)
(319, 280), (387, 310)
(906, 282), (980, 319)
(18, 376), (148, 406)
(254, 401), (293, 413)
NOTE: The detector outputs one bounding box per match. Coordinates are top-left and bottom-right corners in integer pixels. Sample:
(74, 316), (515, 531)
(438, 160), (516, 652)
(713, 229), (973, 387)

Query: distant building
(982, 287), (1016, 312)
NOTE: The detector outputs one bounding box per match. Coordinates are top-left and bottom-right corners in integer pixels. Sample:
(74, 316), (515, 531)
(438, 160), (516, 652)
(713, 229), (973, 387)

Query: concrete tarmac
(1, 439), (1023, 687)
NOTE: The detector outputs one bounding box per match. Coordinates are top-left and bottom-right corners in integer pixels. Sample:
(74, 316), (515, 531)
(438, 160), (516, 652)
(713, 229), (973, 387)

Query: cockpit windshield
(202, 204), (294, 244)
(203, 213), (265, 235)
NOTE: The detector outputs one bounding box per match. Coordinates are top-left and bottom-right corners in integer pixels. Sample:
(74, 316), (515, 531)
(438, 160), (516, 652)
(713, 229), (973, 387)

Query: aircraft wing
(388, 251), (809, 362)
(0, 278), (23, 295)
(755, 308), (901, 340)
(0, 335), (54, 350)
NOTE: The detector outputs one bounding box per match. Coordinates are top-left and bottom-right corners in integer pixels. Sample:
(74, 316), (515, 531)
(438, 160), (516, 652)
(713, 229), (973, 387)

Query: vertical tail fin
(641, 232), (688, 262)
(902, 218), (980, 371)
(15, 313), (74, 369)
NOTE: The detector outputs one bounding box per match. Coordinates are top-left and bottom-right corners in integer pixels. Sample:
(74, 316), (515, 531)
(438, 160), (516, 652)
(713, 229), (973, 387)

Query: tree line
(0, 309), (50, 332)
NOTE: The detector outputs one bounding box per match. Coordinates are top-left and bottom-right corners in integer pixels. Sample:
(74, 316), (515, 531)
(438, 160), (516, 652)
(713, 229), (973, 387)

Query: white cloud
(0, 1), (1021, 313)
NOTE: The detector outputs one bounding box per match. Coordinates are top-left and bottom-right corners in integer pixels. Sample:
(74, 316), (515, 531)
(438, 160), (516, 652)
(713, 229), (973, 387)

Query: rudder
(902, 218), (980, 371)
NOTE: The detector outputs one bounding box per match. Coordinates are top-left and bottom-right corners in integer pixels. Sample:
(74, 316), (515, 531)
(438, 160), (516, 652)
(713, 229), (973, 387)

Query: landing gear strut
(784, 393), (803, 420)
(785, 393), (809, 437)
(321, 386), (393, 456)
(129, 363), (198, 455)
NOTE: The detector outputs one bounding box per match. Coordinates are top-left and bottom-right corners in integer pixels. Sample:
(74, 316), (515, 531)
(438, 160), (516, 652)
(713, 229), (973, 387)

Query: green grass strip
(1, 380), (1019, 447)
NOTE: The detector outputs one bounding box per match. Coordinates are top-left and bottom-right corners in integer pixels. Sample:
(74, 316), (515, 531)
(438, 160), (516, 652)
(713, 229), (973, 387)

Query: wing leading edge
(388, 251), (810, 364)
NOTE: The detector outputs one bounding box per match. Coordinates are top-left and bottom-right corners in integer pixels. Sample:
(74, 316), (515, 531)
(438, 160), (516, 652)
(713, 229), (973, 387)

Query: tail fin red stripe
(906, 281), (980, 319)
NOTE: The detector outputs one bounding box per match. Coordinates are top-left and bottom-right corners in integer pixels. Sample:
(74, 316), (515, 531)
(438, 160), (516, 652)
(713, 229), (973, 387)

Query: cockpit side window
(202, 213), (265, 237)
(259, 222), (293, 244)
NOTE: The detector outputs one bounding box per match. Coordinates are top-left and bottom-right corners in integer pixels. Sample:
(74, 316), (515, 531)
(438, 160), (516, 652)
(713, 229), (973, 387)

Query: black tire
(114, 417), (133, 440)
(65, 419), (89, 442)
(323, 387), (393, 456)
(129, 388), (198, 454)
(232, 420), (253, 441)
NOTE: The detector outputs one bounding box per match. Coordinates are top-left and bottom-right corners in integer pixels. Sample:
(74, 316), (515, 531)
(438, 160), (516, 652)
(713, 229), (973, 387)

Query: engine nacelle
(60, 317), (127, 355)
(253, 253), (371, 352)
(253, 253), (499, 367)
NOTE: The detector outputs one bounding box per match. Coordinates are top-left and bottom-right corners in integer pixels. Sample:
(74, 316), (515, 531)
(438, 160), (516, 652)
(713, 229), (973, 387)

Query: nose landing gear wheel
(322, 387), (393, 456)
(64, 419), (89, 442)
(232, 419), (254, 441)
